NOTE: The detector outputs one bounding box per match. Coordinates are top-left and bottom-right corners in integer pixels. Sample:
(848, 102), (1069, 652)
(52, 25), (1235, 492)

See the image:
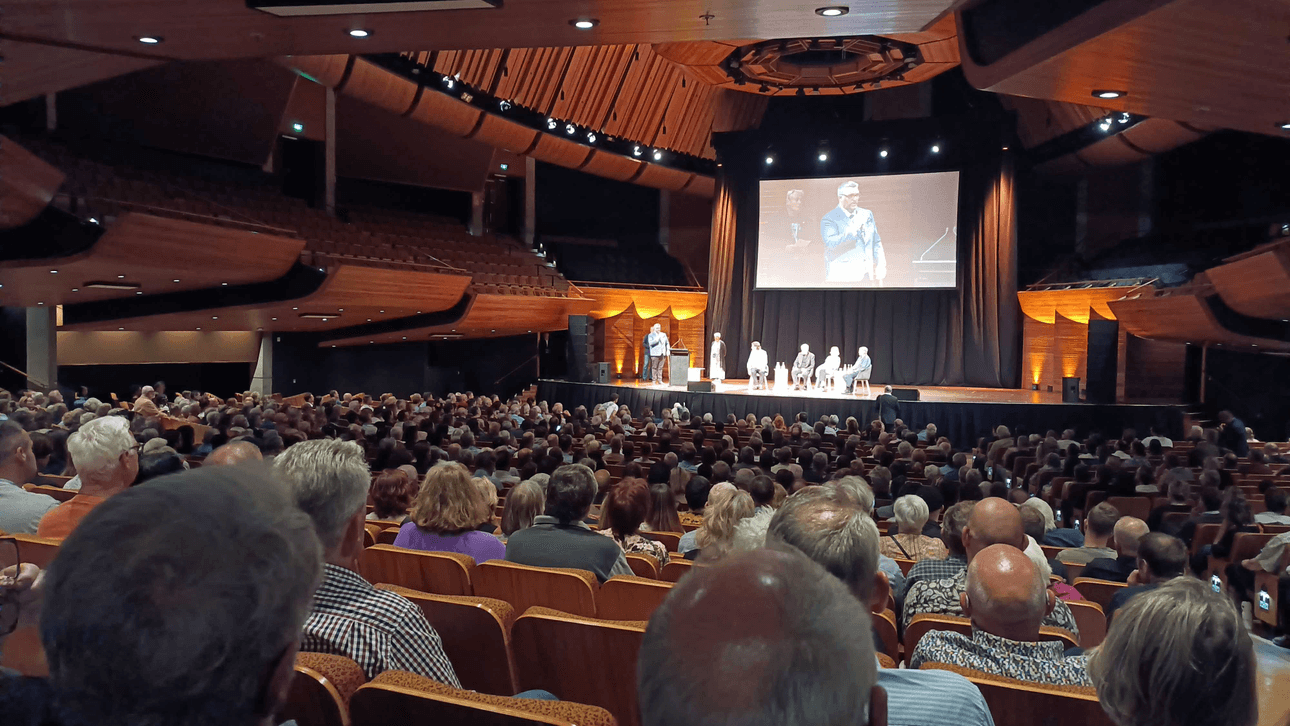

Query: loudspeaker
(567, 315), (591, 382)
(594, 362), (611, 384)
(1085, 319), (1119, 404)
(892, 388), (921, 401)
(687, 380), (713, 392)
(1062, 377), (1081, 403)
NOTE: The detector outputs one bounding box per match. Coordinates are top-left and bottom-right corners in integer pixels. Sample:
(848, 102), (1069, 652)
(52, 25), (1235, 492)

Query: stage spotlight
(652, 149), (663, 161)
(444, 77), (455, 90)
(879, 148), (888, 158)
(931, 144), (940, 153)
(1092, 89), (1125, 99)
(546, 118), (558, 130)
(765, 155), (774, 165)
(586, 132), (597, 143)
(1098, 118), (1113, 132)
(565, 123), (576, 135)
(817, 152), (828, 162)
(632, 145), (643, 157)
(1118, 112), (1131, 124)
(498, 99), (512, 111)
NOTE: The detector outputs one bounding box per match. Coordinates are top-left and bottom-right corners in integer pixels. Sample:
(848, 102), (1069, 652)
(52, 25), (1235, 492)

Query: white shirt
(602, 401), (619, 419)
(1255, 512), (1290, 525)
(747, 348), (769, 371)
(1142, 435), (1173, 448)
(821, 354), (840, 371)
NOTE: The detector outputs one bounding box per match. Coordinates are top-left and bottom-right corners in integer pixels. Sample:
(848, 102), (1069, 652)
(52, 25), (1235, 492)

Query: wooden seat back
(375, 585), (518, 696)
(24, 485), (76, 503)
(903, 614), (972, 664)
(1191, 523), (1221, 554)
(511, 607), (646, 726)
(874, 609), (900, 662)
(1105, 496), (1152, 521)
(1072, 578), (1128, 611)
(1065, 599), (1107, 649)
(1039, 545), (1066, 560)
(1210, 533), (1277, 587)
(659, 558), (694, 582)
(351, 670), (618, 726)
(376, 527), (400, 546)
(283, 653), (366, 726)
(0, 534), (62, 569)
(625, 553), (659, 579)
(360, 545), (475, 596)
(362, 524), (379, 549)
(919, 663), (1112, 726)
(640, 531), (683, 551)
(1062, 562), (1086, 585)
(473, 560), (598, 618)
(597, 576), (672, 621)
(892, 557), (916, 576)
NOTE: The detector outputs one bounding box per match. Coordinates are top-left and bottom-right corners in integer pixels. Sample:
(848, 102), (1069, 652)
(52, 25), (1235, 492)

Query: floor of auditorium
(614, 379), (1070, 405)
(1254, 635), (1290, 726)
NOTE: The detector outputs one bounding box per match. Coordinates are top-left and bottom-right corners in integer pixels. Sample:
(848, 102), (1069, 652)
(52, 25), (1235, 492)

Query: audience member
(902, 501), (973, 598)
(678, 474), (711, 531)
(910, 544), (1090, 686)
(38, 416), (138, 539)
(881, 494), (948, 562)
(1082, 517), (1149, 582)
(1056, 502), (1121, 565)
(690, 483), (753, 562)
(0, 422), (57, 534)
(276, 439), (460, 684)
(732, 474), (777, 551)
(645, 482), (683, 533)
(598, 479), (669, 565)
(391, 463), (504, 560)
(505, 464), (631, 582)
(368, 468), (416, 521)
(205, 440), (264, 466)
(499, 479), (544, 543)
(1106, 532), (1188, 622)
(1255, 486), (1290, 525)
(133, 450), (186, 484)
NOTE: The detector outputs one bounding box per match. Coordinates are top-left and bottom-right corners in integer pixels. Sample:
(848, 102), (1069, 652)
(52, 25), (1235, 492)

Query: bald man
(903, 497), (1079, 637)
(638, 548), (884, 726)
(1082, 516), (1150, 583)
(909, 545), (1092, 686)
(205, 441), (264, 467)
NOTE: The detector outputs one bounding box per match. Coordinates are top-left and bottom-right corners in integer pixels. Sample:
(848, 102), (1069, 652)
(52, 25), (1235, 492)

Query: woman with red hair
(599, 479), (669, 565)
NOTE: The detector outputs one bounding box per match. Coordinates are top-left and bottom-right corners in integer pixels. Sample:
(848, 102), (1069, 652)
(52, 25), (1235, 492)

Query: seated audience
(368, 468), (417, 521)
(38, 416), (137, 539)
(499, 479), (544, 543)
(504, 463), (631, 582)
(1, 465), (321, 726)
(1056, 502), (1121, 565)
(1082, 516), (1150, 582)
(0, 422), (58, 534)
(1107, 532), (1188, 622)
(1146, 475), (1192, 533)
(677, 474), (711, 533)
(133, 450), (186, 484)
(276, 439), (460, 684)
(910, 544), (1091, 686)
(881, 494), (949, 562)
(637, 548), (884, 726)
(205, 440), (263, 466)
(903, 498), (1079, 636)
(473, 476), (500, 534)
(766, 484), (993, 726)
(902, 501), (973, 597)
(1255, 486), (1290, 525)
(645, 482), (683, 534)
(690, 482), (754, 562)
(732, 474), (777, 551)
(598, 479), (670, 565)
(1088, 578), (1256, 726)
(391, 463), (504, 560)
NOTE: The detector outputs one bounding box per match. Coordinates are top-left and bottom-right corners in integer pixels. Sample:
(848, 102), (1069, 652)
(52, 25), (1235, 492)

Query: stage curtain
(706, 157), (1019, 388)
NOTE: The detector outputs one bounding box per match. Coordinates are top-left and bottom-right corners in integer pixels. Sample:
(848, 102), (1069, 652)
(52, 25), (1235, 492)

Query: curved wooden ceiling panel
(530, 133), (594, 169)
(1108, 287), (1290, 351)
(580, 151), (645, 182)
(407, 88), (484, 137)
(633, 164), (695, 192)
(343, 58), (419, 115)
(1207, 245), (1290, 320)
(283, 54), (351, 89)
(0, 135), (66, 229)
(682, 175), (717, 198)
(471, 113), (541, 153)
(324, 292), (596, 346)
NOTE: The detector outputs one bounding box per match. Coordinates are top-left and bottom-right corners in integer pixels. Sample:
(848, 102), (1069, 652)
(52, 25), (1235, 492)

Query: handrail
(571, 280), (705, 292)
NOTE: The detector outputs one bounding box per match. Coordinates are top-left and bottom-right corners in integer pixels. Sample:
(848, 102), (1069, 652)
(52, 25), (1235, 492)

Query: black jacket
(877, 393), (900, 425)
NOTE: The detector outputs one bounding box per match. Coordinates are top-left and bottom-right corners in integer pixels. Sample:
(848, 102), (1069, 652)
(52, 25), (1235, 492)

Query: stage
(536, 379), (1189, 448)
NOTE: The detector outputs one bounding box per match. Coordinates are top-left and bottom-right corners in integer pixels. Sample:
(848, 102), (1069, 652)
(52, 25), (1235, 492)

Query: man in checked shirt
(276, 439), (461, 685)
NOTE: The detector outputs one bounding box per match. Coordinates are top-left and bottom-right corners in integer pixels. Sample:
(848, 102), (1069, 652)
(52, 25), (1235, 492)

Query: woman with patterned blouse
(880, 495), (949, 562)
(599, 479), (669, 565)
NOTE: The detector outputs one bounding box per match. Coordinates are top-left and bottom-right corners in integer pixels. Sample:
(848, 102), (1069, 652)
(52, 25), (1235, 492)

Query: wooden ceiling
(0, 135), (66, 228)
(0, 212), (304, 307)
(1108, 282), (1290, 352)
(1205, 242), (1290, 321)
(957, 0), (1290, 139)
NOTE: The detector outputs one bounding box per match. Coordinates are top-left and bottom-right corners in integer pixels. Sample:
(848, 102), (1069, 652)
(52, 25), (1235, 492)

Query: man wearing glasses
(0, 423), (58, 535)
(820, 180), (886, 284)
(37, 416), (138, 539)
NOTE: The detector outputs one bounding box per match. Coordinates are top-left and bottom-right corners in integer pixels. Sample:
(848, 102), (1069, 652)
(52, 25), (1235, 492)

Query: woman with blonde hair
(691, 482), (754, 562)
(393, 462), (504, 562)
(473, 477), (500, 534)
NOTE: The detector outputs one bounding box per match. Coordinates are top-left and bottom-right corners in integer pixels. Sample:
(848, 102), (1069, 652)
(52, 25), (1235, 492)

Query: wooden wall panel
(58, 331), (260, 365)
(601, 310), (639, 378)
(673, 311), (707, 370)
(1054, 312), (1089, 386)
(1123, 335), (1188, 403)
(581, 288), (708, 320)
(1023, 315), (1058, 392)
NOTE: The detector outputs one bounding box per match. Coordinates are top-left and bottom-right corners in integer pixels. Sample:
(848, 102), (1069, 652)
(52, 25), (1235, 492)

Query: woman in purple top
(393, 462), (505, 563)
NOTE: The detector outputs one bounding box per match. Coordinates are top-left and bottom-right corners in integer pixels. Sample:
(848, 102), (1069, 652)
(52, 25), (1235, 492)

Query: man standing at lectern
(647, 323), (670, 386)
(820, 181), (885, 284)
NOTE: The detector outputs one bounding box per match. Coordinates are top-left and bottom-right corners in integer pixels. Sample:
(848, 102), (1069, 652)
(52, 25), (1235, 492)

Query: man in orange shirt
(38, 415), (138, 538)
(132, 385), (161, 418)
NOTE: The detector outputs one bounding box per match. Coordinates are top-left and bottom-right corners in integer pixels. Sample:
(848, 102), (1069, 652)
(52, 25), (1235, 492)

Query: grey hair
(67, 415), (135, 478)
(1087, 577), (1257, 726)
(42, 464), (322, 726)
(837, 180), (860, 196)
(893, 494), (930, 530)
(274, 439), (371, 550)
(766, 484), (880, 602)
(834, 475), (874, 513)
(1019, 497), (1056, 532)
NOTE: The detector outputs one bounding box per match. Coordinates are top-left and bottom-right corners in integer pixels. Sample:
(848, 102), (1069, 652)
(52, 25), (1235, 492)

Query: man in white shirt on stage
(646, 323), (670, 386)
(747, 342), (769, 391)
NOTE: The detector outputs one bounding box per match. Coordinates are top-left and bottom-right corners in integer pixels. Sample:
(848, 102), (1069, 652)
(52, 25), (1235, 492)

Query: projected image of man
(820, 181), (885, 284)
(780, 189), (811, 251)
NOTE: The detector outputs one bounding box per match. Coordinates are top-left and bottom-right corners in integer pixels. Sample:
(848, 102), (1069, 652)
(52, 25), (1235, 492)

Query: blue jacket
(820, 205), (882, 264)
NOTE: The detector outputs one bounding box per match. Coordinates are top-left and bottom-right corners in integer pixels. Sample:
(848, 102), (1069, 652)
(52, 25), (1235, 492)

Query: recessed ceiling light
(118, 275), (125, 279)
(817, 152), (828, 162)
(221, 282), (228, 286)
(765, 155), (774, 165)
(815, 6), (849, 16)
(292, 307), (299, 311)
(173, 279), (180, 283)
(70, 288), (77, 292)
(291, 122), (304, 133)
(931, 144), (941, 153)
(136, 291), (143, 295)
(88, 217), (98, 224)
(652, 150), (663, 161)
(49, 269), (58, 274)
(37, 302), (44, 305)
(212, 316), (218, 320)
(348, 28), (370, 38)
(135, 36), (163, 44)
(118, 327), (124, 331)
(879, 148), (889, 158)
(379, 310), (385, 313)
(1278, 122), (1290, 131)
(271, 317), (277, 321)
(570, 18), (598, 29)
(500, 163), (509, 171)
(1092, 89), (1125, 99)
(196, 327), (201, 330)
(402, 336), (407, 340)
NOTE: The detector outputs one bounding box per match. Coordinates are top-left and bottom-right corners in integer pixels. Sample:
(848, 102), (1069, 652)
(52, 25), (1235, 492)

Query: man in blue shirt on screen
(820, 180), (885, 284)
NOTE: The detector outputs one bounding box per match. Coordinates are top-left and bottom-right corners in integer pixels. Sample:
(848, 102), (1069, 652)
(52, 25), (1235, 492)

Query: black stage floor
(536, 379), (1188, 448)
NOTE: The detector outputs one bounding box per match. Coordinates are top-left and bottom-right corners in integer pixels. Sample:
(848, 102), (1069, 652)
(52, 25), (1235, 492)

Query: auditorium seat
(376, 527), (400, 546)
(283, 652), (367, 726)
(659, 558), (695, 582)
(472, 561), (599, 618)
(1208, 533), (1275, 587)
(511, 607), (646, 726)
(892, 557), (916, 576)
(1105, 496), (1152, 521)
(360, 545), (475, 596)
(21, 484), (76, 503)
(1063, 563), (1086, 585)
(918, 663), (1113, 726)
(874, 609), (901, 663)
(375, 584), (518, 696)
(596, 575), (673, 621)
(1064, 600), (1107, 649)
(905, 614), (1078, 663)
(624, 552), (659, 579)
(1191, 523), (1222, 555)
(640, 531), (683, 551)
(350, 670), (618, 726)
(1072, 578), (1128, 611)
(362, 524), (379, 549)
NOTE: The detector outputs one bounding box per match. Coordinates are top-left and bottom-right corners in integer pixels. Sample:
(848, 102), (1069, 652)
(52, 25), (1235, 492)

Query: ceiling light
(879, 148), (888, 158)
(500, 163), (509, 171)
(135, 36), (163, 44)
(212, 316), (218, 320)
(196, 327), (200, 330)
(173, 279), (180, 283)
(135, 291), (143, 295)
(118, 275), (126, 279)
(1098, 119), (1113, 132)
(571, 18), (598, 29)
(587, 132), (597, 143)
(291, 122), (304, 133)
(1093, 89), (1125, 99)
(37, 302), (43, 305)
(931, 144), (941, 153)
(547, 118), (558, 130)
(565, 123), (576, 135)
(815, 6), (849, 16)
(498, 100), (511, 112)
(49, 269), (57, 274)
(1118, 112), (1131, 124)
(271, 317), (277, 321)
(221, 282), (228, 286)
(379, 310), (385, 313)
(88, 218), (98, 224)
(1277, 122), (1290, 131)
(402, 336), (407, 340)
(652, 149), (663, 161)
(119, 327), (125, 331)
(348, 28), (370, 38)
(765, 155), (774, 165)
(818, 152), (828, 161)
(444, 77), (455, 90)
(70, 288), (76, 292)
(292, 307), (299, 310)
(632, 145), (643, 157)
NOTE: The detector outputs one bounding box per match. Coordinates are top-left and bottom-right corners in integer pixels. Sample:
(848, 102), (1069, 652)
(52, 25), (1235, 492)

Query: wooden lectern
(668, 349), (690, 388)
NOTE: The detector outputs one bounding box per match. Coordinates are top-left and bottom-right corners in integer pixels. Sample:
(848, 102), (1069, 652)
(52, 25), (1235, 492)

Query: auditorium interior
(2, 1), (1290, 725)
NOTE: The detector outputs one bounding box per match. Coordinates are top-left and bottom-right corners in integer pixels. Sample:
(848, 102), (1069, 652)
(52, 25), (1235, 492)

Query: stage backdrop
(708, 155), (1020, 388)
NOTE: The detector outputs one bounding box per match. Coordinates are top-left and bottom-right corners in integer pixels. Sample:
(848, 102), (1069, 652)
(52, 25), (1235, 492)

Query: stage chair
(874, 609), (900, 663)
(597, 575), (673, 621)
(282, 652), (367, 726)
(1105, 496), (1152, 521)
(511, 607), (646, 726)
(350, 671), (617, 726)
(625, 553), (659, 579)
(918, 663), (1111, 726)
(1064, 600), (1107, 649)
(1072, 578), (1127, 611)
(641, 531), (683, 551)
(375, 584), (518, 696)
(472, 560), (599, 618)
(360, 545), (475, 596)
(660, 558), (694, 582)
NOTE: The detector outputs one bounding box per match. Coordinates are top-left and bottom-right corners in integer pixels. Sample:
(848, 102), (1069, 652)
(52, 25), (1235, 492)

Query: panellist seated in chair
(814, 346), (842, 391)
(790, 344), (815, 390)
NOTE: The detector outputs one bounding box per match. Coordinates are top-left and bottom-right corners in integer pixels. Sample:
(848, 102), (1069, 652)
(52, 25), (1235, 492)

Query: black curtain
(707, 156), (1020, 388)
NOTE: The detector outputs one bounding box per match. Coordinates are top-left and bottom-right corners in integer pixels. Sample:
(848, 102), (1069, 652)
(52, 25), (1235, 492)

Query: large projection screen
(756, 171), (960, 289)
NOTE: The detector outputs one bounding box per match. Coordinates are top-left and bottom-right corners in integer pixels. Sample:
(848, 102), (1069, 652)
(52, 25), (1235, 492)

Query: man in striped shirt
(277, 439), (460, 685)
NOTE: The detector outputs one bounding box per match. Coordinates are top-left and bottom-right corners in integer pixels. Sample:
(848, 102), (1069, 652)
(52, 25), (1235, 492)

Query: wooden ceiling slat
(580, 150), (646, 182)
(342, 59), (419, 116)
(632, 163), (694, 191)
(407, 88), (484, 137)
(471, 113), (542, 153)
